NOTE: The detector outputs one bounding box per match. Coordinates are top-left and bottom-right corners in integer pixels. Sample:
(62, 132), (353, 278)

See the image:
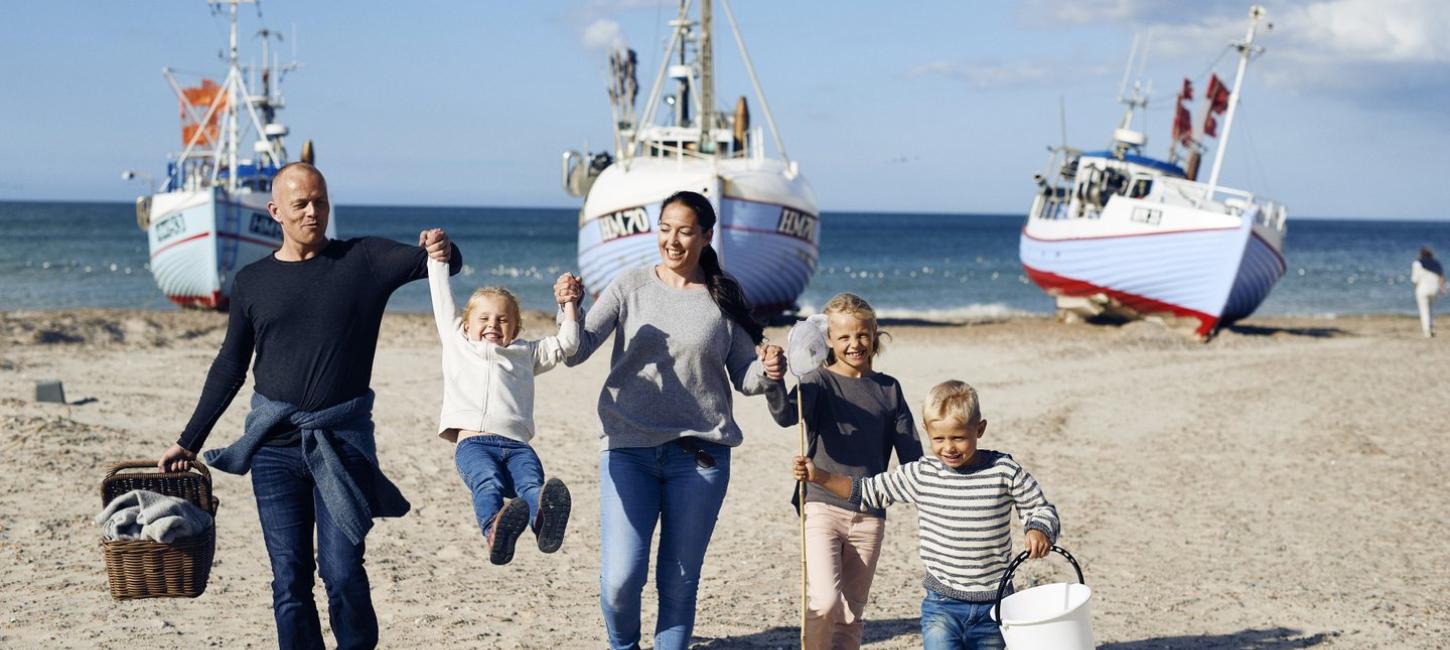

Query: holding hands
(418, 228), (452, 263)
(554, 273), (584, 306)
(758, 342), (785, 381)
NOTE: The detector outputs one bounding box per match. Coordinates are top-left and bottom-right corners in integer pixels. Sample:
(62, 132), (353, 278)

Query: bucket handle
(991, 545), (1084, 624)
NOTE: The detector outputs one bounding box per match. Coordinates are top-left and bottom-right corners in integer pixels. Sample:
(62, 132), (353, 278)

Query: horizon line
(0, 197), (1444, 223)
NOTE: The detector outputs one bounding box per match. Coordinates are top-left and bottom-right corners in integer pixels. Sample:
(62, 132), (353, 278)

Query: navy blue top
(178, 237), (462, 451)
(1422, 256), (1444, 277)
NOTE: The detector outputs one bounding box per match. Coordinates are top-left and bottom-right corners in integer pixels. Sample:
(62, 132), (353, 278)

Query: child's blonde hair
(462, 286), (523, 335)
(923, 380), (981, 426)
(822, 292), (888, 361)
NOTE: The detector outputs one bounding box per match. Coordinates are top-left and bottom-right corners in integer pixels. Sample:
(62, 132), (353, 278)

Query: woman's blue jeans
(920, 590), (1006, 650)
(251, 444), (378, 650)
(598, 440), (731, 650)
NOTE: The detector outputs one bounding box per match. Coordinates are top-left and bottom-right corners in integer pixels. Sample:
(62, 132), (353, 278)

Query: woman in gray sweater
(563, 190), (785, 650)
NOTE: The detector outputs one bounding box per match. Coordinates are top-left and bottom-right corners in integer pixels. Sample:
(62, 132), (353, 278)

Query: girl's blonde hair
(822, 292), (888, 362)
(462, 287), (523, 335)
(923, 380), (981, 426)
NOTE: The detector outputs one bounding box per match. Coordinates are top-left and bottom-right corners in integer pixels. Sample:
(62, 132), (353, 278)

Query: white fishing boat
(562, 0), (818, 315)
(1020, 6), (1287, 339)
(124, 0), (329, 309)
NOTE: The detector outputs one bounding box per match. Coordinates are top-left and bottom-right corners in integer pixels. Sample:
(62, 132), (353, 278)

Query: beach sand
(1, 309), (1446, 648)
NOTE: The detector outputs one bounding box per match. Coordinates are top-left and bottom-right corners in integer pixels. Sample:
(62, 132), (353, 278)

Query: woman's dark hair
(661, 190), (764, 344)
(1421, 246), (1435, 259)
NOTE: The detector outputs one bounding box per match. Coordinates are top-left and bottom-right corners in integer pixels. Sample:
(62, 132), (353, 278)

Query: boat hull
(577, 158), (818, 315)
(1019, 213), (1285, 337)
(146, 189), (336, 309)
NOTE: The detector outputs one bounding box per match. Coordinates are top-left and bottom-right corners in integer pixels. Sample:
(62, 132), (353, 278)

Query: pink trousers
(803, 501), (886, 650)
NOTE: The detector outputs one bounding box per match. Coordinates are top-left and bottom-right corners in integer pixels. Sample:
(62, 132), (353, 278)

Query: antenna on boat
(1205, 5), (1269, 199)
(1112, 31), (1151, 154)
(1117, 33), (1138, 104)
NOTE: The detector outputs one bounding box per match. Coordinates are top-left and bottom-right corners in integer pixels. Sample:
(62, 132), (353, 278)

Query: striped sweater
(849, 450), (1060, 602)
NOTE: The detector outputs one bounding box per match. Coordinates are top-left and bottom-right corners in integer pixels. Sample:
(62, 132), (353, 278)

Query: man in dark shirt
(158, 163), (461, 649)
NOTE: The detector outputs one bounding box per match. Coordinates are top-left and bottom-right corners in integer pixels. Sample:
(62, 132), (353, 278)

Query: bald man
(159, 163), (461, 649)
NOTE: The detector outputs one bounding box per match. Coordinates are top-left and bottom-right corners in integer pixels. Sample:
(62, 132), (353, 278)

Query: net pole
(797, 373), (807, 648)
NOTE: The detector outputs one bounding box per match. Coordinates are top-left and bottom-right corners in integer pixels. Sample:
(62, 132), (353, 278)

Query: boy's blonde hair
(822, 292), (888, 360)
(923, 380), (981, 426)
(462, 286), (523, 335)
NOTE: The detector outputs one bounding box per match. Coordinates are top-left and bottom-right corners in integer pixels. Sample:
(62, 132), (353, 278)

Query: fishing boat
(562, 0), (818, 316)
(1019, 6), (1287, 339)
(124, 0), (328, 309)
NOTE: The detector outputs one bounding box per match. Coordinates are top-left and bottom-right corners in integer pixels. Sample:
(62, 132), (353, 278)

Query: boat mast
(698, 0), (714, 152)
(225, 0), (241, 193)
(1205, 5), (1267, 198)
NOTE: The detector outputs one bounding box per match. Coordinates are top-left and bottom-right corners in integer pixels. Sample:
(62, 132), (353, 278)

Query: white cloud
(1023, 0), (1450, 64)
(1018, 0), (1450, 109)
(1280, 0), (1450, 64)
(581, 18), (627, 51)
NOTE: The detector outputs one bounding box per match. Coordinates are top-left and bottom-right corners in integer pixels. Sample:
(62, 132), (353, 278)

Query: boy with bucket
(793, 380), (1060, 649)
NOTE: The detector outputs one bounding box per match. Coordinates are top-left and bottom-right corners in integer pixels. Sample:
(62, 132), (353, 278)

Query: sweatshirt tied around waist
(203, 390), (410, 545)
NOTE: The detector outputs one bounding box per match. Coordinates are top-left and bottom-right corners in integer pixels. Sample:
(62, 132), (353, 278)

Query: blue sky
(2, 0), (1446, 219)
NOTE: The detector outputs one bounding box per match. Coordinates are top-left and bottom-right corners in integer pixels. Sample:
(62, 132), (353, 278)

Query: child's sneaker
(535, 478), (571, 553)
(488, 498), (530, 565)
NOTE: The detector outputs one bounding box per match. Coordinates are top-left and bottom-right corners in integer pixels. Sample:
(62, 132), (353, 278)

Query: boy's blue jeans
(598, 440), (731, 650)
(454, 435), (544, 537)
(251, 444), (377, 650)
(920, 590), (1006, 650)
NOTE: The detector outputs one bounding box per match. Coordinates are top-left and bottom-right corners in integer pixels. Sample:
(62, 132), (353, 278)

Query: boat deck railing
(1030, 177), (1288, 233)
(1160, 178), (1287, 231)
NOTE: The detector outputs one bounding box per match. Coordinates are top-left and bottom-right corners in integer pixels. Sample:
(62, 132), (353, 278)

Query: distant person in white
(1411, 247), (1447, 337)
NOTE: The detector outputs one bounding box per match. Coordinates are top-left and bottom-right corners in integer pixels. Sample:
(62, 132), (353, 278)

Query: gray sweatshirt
(767, 368), (923, 516)
(566, 266), (771, 450)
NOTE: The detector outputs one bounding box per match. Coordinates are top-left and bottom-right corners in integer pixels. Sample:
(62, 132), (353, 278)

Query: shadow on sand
(763, 315), (1009, 329)
(1223, 324), (1349, 338)
(1100, 626), (1337, 649)
(690, 617), (918, 648)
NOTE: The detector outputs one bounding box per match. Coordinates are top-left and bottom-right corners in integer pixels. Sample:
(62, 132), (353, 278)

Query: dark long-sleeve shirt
(177, 237), (462, 451)
(766, 368), (923, 516)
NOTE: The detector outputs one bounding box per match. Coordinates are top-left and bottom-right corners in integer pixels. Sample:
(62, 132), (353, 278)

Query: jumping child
(766, 292), (924, 650)
(424, 228), (577, 565)
(793, 380), (1061, 650)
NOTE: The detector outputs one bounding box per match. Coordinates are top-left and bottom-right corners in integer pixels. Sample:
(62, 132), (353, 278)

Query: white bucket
(997, 581), (1094, 650)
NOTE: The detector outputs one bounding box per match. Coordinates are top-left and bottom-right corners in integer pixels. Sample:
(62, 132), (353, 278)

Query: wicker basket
(99, 460), (219, 600)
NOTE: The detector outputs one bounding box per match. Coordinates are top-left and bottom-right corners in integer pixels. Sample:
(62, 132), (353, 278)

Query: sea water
(1, 201), (1445, 319)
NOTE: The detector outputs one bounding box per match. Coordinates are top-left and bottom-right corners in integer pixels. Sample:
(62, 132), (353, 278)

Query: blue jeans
(598, 440), (731, 650)
(251, 444), (378, 650)
(921, 591), (1006, 650)
(454, 435), (544, 537)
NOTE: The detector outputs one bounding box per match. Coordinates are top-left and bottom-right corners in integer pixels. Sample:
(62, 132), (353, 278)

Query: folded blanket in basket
(96, 489), (213, 544)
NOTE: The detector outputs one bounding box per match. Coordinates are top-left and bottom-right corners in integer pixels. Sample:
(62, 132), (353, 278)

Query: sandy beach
(1, 309), (1446, 649)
